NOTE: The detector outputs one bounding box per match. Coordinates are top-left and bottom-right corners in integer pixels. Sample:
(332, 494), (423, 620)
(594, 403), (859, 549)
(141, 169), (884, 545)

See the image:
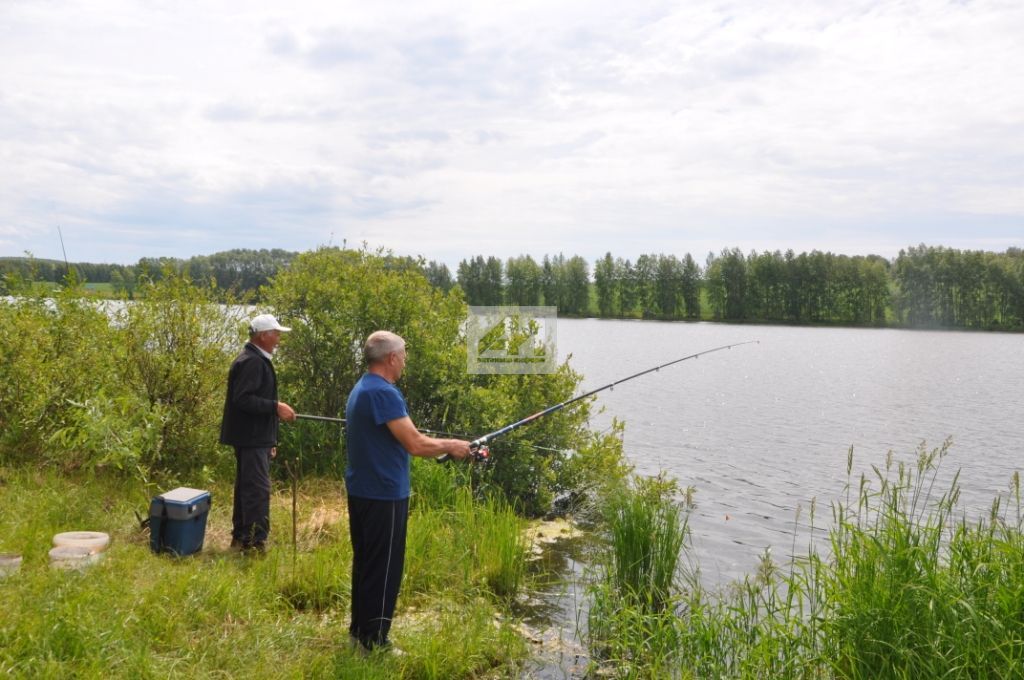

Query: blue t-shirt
(344, 373), (411, 500)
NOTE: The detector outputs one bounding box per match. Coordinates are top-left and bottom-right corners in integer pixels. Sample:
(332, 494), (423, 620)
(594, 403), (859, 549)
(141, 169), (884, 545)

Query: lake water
(554, 319), (1024, 585)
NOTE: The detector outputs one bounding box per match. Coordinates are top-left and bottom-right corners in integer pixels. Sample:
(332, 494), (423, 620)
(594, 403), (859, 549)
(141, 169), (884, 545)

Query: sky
(1, 0), (1022, 268)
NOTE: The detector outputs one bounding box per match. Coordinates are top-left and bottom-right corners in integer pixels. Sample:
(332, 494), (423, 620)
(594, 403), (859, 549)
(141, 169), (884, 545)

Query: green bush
(0, 286), (125, 470)
(269, 247), (625, 516)
(1, 249), (627, 515)
(118, 271), (237, 475)
(269, 247), (470, 473)
(0, 273), (235, 478)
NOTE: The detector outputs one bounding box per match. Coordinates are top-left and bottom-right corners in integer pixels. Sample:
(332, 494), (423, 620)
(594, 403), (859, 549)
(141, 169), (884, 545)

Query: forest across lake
(4, 242), (1023, 330)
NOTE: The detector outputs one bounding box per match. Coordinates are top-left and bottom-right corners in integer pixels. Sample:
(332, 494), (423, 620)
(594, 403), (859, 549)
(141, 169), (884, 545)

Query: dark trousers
(347, 495), (409, 649)
(232, 447), (272, 545)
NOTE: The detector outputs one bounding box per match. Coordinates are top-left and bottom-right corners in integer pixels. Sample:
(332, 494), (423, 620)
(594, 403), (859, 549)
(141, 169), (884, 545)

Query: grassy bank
(586, 442), (1024, 678)
(7, 442), (1023, 678)
(0, 466), (530, 678)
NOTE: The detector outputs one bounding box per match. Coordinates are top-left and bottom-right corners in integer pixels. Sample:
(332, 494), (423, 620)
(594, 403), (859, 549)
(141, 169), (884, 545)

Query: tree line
(1, 249), (299, 297)
(4, 244), (1023, 330)
(452, 246), (1024, 330)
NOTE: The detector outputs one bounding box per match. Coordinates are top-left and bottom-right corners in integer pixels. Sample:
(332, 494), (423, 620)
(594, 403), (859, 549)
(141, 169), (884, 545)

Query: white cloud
(1, 0), (1021, 265)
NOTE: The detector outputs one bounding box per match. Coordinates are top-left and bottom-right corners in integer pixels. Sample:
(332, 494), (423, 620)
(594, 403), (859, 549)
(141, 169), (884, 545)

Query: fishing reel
(470, 444), (490, 463)
(436, 441), (490, 464)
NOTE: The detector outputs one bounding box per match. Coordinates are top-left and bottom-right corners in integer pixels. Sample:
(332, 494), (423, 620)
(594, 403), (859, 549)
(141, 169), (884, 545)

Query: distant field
(21, 281), (114, 295)
(84, 282), (114, 293)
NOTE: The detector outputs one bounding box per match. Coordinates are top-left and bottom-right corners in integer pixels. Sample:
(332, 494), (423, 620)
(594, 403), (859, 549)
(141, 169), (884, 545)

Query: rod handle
(436, 439), (488, 464)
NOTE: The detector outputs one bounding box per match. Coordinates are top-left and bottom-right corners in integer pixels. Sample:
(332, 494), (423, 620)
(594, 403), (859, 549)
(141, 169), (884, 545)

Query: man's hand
(386, 417), (473, 460)
(445, 440), (473, 460)
(270, 447), (277, 459)
(277, 401), (297, 422)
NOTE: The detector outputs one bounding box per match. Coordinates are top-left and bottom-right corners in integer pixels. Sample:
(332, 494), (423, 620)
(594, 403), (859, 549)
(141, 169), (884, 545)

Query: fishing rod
(292, 414), (560, 455)
(437, 340), (759, 462)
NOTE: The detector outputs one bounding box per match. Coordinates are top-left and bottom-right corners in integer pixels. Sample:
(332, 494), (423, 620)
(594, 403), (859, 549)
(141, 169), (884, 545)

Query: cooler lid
(160, 487), (209, 503)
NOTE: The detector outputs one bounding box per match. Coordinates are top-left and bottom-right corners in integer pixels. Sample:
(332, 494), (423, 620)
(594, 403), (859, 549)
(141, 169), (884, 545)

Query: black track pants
(232, 447), (272, 545)
(347, 495), (409, 649)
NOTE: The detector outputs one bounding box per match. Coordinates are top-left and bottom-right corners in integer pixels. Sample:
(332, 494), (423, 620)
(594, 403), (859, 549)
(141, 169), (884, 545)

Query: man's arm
(386, 417), (471, 459)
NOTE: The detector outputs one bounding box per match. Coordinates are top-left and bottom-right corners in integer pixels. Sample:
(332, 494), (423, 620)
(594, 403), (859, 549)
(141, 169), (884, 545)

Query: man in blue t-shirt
(345, 330), (472, 654)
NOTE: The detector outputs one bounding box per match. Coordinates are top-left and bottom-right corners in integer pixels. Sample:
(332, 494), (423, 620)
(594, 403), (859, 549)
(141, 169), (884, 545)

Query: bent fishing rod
(437, 340), (759, 462)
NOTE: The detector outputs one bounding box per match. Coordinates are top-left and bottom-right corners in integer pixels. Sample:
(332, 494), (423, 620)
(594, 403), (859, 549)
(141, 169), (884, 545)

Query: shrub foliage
(1, 249), (626, 515)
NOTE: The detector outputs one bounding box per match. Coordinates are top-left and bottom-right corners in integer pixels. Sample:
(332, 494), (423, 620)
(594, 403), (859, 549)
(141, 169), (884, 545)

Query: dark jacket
(220, 343), (280, 448)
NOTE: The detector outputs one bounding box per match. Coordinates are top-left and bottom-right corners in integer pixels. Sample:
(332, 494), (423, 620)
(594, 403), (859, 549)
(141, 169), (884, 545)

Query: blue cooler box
(149, 487), (211, 556)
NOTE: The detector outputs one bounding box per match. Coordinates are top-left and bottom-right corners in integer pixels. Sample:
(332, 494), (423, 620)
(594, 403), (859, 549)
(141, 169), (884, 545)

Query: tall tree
(541, 254), (563, 310)
(633, 254), (657, 317)
(563, 255), (591, 315)
(457, 255), (503, 305)
(423, 260), (455, 292)
(594, 252), (618, 316)
(680, 253), (701, 319)
(506, 255), (542, 305)
(617, 258), (638, 316)
(653, 254), (683, 318)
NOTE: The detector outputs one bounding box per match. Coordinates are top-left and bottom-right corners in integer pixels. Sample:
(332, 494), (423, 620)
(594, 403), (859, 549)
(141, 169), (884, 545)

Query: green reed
(584, 440), (1024, 678)
(587, 475), (687, 668)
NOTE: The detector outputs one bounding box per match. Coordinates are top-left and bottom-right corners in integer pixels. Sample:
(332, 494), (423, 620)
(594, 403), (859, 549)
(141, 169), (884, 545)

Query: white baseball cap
(249, 313), (291, 333)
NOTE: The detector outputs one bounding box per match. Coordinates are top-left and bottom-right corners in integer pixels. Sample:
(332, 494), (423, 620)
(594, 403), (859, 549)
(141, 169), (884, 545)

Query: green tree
(617, 258), (638, 316)
(653, 255), (683, 318)
(505, 255), (542, 306)
(267, 247), (622, 514)
(894, 245), (937, 326)
(423, 260), (455, 292)
(633, 254), (657, 317)
(457, 255), (503, 305)
(594, 252), (618, 316)
(541, 255), (563, 310)
(484, 256), (505, 305)
(563, 255), (590, 315)
(705, 248), (747, 320)
(680, 253), (701, 319)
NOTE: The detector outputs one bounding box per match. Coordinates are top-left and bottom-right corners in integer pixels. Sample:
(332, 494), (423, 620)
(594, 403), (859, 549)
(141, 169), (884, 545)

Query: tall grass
(405, 481), (528, 601)
(584, 441), (1024, 678)
(821, 441), (1024, 677)
(586, 475), (687, 672)
(0, 468), (529, 678)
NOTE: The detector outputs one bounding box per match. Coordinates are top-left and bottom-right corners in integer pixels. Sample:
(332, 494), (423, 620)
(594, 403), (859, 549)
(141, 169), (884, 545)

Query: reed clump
(585, 440), (1024, 678)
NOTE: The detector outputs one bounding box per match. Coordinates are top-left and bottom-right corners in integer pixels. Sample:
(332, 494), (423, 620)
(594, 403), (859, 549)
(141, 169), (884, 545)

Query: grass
(8, 441), (1022, 678)
(0, 468), (529, 678)
(584, 441), (1024, 678)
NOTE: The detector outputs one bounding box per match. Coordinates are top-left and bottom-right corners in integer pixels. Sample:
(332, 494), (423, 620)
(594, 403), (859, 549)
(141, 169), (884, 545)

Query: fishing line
(295, 340), (758, 463)
(437, 340), (759, 462)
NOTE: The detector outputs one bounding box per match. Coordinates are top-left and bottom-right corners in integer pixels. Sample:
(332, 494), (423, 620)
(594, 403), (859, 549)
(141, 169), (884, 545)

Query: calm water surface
(555, 319), (1024, 585)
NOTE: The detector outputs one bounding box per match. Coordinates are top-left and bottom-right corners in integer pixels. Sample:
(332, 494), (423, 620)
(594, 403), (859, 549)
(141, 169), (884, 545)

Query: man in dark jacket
(220, 313), (296, 552)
